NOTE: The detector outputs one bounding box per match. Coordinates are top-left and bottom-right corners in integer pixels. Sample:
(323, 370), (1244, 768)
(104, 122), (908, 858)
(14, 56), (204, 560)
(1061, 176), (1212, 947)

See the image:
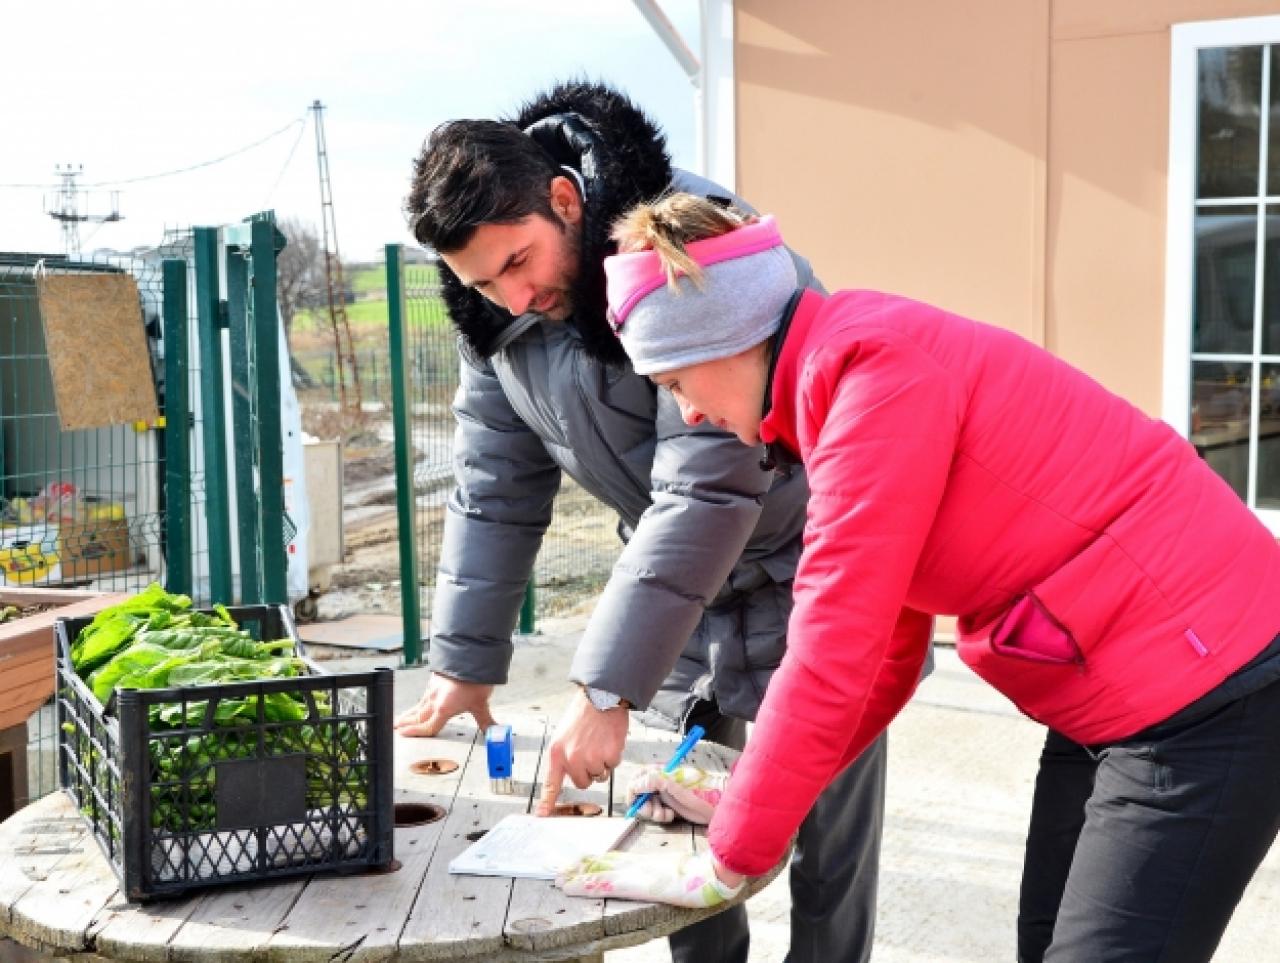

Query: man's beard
(535, 219), (581, 321)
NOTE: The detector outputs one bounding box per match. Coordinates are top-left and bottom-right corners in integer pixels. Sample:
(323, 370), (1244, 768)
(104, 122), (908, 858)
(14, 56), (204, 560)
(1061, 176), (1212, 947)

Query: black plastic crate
(54, 605), (394, 901)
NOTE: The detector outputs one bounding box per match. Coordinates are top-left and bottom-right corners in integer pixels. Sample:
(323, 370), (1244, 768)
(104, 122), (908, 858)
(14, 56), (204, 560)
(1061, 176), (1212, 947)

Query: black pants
(1017, 673), (1280, 962)
(669, 707), (887, 963)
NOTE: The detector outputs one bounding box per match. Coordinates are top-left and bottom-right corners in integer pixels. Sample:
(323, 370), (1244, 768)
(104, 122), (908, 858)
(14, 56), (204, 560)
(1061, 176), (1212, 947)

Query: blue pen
(626, 724), (706, 819)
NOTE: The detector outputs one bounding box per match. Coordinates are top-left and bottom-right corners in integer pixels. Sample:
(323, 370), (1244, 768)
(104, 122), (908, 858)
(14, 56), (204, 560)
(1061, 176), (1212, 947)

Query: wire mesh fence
(292, 342), (396, 408)
(395, 261), (621, 625)
(0, 243), (210, 599)
(24, 701), (58, 806)
(1, 235), (214, 812)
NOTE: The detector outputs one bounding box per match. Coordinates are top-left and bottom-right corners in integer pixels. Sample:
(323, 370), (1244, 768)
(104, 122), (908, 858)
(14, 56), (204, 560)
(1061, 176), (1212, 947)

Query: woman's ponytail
(612, 194), (753, 290)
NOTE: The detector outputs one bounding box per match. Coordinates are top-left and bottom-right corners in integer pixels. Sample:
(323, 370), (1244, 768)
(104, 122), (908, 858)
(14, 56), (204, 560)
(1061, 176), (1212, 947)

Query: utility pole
(45, 164), (122, 258)
(310, 100), (362, 417)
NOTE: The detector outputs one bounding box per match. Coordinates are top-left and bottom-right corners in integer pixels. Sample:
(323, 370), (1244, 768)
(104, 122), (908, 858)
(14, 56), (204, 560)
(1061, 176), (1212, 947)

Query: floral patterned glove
(555, 850), (744, 908)
(627, 764), (729, 825)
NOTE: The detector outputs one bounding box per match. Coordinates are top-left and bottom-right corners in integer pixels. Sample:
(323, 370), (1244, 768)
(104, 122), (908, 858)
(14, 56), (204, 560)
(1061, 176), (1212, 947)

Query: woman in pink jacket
(555, 194), (1280, 962)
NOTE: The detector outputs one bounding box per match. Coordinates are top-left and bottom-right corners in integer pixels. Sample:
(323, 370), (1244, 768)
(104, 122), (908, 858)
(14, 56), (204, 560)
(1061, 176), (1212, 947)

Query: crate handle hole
(465, 830), (487, 842)
(394, 802), (446, 827)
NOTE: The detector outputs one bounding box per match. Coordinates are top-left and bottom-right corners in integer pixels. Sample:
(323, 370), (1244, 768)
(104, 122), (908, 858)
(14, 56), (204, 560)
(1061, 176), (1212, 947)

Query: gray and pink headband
(603, 215), (798, 376)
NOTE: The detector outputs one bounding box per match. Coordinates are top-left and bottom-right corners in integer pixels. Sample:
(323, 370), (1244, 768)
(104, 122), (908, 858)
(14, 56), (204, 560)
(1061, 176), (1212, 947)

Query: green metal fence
(1, 215), (290, 607)
(0, 244), (209, 597)
(386, 246), (621, 664)
(5, 214), (294, 812)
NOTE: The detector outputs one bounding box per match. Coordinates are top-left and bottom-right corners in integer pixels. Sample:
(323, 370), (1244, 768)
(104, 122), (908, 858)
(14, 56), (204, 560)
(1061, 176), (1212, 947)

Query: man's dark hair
(406, 120), (562, 253)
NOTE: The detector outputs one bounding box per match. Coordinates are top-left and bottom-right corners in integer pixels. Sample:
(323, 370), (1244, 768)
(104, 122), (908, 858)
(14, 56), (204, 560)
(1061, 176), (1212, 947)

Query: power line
(0, 114), (307, 190)
(84, 115), (307, 186)
(263, 112), (310, 206)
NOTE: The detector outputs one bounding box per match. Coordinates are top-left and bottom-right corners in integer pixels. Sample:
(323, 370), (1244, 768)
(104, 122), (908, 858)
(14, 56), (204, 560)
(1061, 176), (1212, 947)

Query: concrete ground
(380, 615), (1280, 962)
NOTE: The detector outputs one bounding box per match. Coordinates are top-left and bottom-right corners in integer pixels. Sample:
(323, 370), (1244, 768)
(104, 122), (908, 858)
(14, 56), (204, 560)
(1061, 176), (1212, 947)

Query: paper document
(449, 814), (638, 880)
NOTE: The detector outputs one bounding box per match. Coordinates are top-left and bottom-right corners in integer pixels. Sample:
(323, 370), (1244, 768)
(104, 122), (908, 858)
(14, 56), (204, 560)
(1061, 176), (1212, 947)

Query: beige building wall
(735, 0), (1278, 415)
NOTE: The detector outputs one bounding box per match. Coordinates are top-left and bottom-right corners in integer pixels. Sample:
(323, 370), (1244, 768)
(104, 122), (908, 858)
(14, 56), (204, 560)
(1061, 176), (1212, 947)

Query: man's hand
(393, 672), (496, 737)
(535, 689), (628, 814)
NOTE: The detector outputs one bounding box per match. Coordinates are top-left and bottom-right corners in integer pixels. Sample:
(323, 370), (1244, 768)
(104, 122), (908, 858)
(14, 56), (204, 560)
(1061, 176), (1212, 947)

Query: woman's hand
(626, 764), (728, 825)
(555, 850), (745, 908)
(712, 856), (746, 891)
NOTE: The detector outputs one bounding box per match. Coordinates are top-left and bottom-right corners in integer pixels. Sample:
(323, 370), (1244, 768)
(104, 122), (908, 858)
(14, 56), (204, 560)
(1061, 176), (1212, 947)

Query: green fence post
(224, 243), (260, 604)
(519, 581), (536, 635)
(387, 244), (422, 664)
(161, 259), (191, 597)
(250, 215), (288, 605)
(193, 227), (234, 602)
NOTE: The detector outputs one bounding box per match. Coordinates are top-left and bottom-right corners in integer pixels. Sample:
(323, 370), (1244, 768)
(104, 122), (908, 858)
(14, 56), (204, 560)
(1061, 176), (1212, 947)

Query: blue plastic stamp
(486, 723), (514, 794)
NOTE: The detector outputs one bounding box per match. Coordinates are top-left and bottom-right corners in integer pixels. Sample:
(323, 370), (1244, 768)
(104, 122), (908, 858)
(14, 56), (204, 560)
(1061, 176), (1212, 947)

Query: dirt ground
(301, 403), (618, 626)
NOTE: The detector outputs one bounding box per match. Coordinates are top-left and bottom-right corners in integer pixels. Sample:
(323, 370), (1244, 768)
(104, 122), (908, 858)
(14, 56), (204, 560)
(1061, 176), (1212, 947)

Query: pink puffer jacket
(708, 289), (1280, 877)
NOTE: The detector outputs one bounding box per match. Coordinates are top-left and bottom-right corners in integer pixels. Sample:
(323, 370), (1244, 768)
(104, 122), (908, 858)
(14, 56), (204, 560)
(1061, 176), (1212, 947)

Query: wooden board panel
(36, 272), (158, 431)
(0, 663), (55, 722)
(2, 794), (119, 954)
(91, 893), (203, 963)
(265, 721), (479, 963)
(502, 738), (623, 956)
(503, 721), (702, 957)
(0, 719), (768, 963)
(0, 592), (127, 729)
(398, 715), (547, 961)
(164, 878), (308, 963)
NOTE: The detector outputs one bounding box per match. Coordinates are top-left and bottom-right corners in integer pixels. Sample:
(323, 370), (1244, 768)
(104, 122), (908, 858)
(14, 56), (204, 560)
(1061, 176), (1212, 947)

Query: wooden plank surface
(0, 796), (78, 929)
(265, 722), (478, 963)
(502, 722), (633, 958)
(91, 892), (202, 963)
(164, 878), (308, 963)
(1, 794), (120, 954)
(398, 715), (547, 962)
(0, 714), (776, 963)
(0, 587), (106, 605)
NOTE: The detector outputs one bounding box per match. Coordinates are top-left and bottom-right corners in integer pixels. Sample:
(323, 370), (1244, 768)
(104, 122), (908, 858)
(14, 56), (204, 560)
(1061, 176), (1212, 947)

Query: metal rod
(193, 227), (234, 602)
(630, 0), (700, 79)
(386, 244), (423, 664)
(250, 216), (288, 605)
(519, 580), (536, 635)
(162, 258), (191, 596)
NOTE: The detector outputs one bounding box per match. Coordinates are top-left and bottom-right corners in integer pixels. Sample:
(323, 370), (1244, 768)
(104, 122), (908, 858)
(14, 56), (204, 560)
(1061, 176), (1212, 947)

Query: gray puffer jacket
(427, 82), (815, 726)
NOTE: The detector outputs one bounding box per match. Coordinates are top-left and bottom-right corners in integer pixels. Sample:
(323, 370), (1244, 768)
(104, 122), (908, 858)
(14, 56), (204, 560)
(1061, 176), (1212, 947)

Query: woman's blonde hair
(611, 193), (755, 290)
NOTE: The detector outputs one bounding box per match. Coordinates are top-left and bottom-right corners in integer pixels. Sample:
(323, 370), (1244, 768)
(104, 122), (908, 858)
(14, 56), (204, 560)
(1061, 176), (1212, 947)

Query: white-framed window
(1165, 15), (1280, 535)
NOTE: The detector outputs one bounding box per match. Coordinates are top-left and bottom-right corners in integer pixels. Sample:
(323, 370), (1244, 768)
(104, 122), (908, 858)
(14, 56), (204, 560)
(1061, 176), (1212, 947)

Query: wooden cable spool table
(0, 714), (782, 963)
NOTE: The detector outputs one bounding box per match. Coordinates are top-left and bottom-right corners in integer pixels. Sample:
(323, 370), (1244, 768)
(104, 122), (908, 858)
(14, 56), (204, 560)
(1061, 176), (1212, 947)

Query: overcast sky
(0, 0), (700, 261)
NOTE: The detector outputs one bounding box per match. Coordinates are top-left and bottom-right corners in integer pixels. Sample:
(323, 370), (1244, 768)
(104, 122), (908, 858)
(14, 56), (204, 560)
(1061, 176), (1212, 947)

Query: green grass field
(293, 295), (450, 332)
(291, 260), (447, 333)
(348, 265), (384, 295)
(346, 262), (440, 295)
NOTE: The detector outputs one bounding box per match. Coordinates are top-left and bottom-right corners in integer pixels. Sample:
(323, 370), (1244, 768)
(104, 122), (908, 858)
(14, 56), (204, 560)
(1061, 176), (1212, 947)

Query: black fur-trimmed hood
(438, 80), (673, 365)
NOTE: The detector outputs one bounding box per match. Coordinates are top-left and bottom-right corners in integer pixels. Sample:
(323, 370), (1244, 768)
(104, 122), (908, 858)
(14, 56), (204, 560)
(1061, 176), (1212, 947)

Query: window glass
(1263, 204), (1280, 354)
(1194, 206), (1256, 353)
(1269, 45), (1280, 196)
(1261, 363), (1280, 509)
(1191, 361), (1252, 501)
(1197, 46), (1262, 198)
